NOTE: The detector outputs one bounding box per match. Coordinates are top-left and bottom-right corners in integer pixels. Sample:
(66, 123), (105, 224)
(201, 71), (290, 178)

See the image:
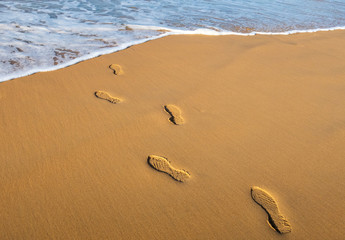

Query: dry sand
(0, 30), (345, 239)
(148, 155), (190, 182)
(164, 104), (185, 125)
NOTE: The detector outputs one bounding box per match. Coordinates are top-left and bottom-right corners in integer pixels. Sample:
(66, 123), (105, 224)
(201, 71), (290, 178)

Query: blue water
(1, 0), (345, 82)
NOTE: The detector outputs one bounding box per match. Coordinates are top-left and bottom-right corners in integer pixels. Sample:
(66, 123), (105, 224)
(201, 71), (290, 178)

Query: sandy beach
(0, 30), (345, 239)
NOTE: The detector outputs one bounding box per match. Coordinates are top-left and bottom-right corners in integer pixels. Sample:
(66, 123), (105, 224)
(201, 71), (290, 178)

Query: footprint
(109, 64), (124, 75)
(164, 104), (184, 125)
(94, 91), (122, 104)
(147, 155), (190, 182)
(251, 186), (292, 234)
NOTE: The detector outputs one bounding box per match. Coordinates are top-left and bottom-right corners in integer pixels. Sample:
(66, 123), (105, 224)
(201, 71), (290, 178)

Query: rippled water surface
(1, 0), (345, 81)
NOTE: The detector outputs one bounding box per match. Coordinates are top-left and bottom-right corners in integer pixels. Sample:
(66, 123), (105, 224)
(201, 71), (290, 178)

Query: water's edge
(2, 25), (345, 83)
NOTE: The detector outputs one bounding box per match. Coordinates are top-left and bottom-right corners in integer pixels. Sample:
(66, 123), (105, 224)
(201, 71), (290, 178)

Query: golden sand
(148, 155), (190, 182)
(95, 90), (122, 104)
(0, 30), (345, 239)
(164, 104), (184, 125)
(109, 63), (124, 76)
(251, 186), (291, 234)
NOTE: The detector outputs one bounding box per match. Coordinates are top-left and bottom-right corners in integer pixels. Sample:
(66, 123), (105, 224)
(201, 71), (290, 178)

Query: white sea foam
(1, 0), (345, 82)
(0, 34), (169, 82)
(1, 25), (345, 83)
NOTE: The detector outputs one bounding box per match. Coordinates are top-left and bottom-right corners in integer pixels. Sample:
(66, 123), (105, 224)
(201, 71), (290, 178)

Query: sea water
(1, 0), (345, 82)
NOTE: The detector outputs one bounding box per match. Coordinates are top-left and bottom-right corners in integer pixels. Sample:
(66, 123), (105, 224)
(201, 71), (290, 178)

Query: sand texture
(109, 63), (124, 75)
(95, 90), (122, 104)
(1, 30), (345, 239)
(148, 155), (190, 182)
(251, 186), (291, 234)
(164, 104), (184, 125)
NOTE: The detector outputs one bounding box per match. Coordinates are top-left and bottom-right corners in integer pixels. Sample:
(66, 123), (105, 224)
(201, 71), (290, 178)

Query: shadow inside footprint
(251, 186), (292, 234)
(109, 64), (124, 75)
(164, 104), (184, 125)
(94, 90), (122, 104)
(147, 155), (190, 182)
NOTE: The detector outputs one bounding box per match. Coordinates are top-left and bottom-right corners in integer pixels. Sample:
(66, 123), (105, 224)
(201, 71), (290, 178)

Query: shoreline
(2, 26), (345, 83)
(1, 30), (345, 239)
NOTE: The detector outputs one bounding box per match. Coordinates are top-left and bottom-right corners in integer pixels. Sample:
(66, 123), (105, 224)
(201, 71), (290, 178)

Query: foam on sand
(109, 64), (124, 76)
(94, 91), (122, 104)
(2, 25), (345, 83)
(164, 104), (184, 125)
(147, 155), (190, 182)
(251, 186), (292, 234)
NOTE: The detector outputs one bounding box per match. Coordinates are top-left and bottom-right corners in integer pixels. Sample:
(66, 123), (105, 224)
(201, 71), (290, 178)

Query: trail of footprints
(94, 64), (292, 234)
